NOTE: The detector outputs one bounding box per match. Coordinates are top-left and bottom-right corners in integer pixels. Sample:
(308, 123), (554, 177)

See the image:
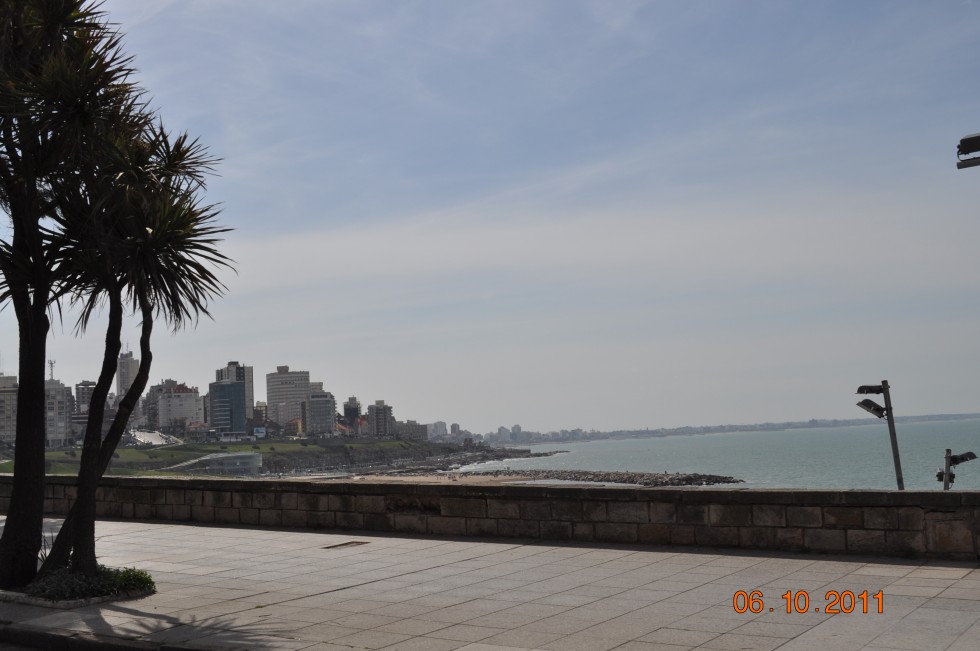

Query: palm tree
(0, 0), (143, 588)
(40, 122), (230, 577)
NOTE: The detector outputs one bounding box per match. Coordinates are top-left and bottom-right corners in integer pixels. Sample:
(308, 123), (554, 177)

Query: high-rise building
(397, 420), (427, 441)
(253, 401), (267, 424)
(309, 382), (336, 437)
(266, 366), (310, 433)
(116, 350), (140, 399)
(74, 380), (97, 415)
(343, 397), (361, 429)
(144, 380), (204, 433)
(45, 378), (74, 448)
(0, 375), (17, 446)
(216, 361), (254, 419)
(367, 400), (395, 439)
(208, 379), (246, 434)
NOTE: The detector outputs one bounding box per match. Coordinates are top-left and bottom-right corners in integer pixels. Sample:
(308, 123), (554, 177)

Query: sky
(3, 0), (980, 434)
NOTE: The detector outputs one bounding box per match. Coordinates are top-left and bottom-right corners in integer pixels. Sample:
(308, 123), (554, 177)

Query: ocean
(460, 418), (980, 490)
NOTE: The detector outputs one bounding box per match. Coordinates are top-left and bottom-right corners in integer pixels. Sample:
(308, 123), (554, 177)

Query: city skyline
(2, 2), (980, 433)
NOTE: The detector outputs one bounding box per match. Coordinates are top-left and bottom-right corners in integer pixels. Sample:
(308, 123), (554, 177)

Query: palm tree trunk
(0, 297), (50, 589)
(44, 294), (154, 576)
(65, 288), (124, 576)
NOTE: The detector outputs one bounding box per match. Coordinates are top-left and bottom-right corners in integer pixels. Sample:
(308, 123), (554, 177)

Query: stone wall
(1, 476), (977, 559)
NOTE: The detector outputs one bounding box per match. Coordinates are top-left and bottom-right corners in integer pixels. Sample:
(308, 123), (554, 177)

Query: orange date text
(732, 590), (883, 614)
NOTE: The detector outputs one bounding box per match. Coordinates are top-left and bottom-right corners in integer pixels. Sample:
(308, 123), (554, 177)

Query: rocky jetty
(461, 469), (742, 486)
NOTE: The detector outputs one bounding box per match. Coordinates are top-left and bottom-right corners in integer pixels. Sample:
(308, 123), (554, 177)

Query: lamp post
(856, 380), (904, 490)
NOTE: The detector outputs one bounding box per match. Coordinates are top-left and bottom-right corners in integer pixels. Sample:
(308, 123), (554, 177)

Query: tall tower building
(216, 361), (254, 419)
(343, 397), (361, 427)
(208, 379), (246, 434)
(45, 378), (74, 448)
(0, 375), (17, 446)
(74, 380), (97, 415)
(309, 382), (336, 437)
(367, 400), (395, 439)
(265, 366), (310, 433)
(116, 350), (140, 400)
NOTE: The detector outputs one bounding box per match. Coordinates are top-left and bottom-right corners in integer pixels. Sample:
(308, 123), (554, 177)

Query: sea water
(461, 418), (980, 490)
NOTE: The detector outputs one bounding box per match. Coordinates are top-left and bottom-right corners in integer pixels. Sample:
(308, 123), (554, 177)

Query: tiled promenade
(0, 517), (978, 651)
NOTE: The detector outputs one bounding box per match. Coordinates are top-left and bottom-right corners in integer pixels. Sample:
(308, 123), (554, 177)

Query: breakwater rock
(462, 469), (742, 487)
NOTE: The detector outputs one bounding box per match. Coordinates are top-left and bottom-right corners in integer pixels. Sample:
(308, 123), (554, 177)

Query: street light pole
(879, 381), (904, 491)
(856, 380), (904, 491)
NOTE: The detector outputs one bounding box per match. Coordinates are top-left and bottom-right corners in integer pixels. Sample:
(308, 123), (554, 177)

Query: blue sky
(4, 0), (980, 433)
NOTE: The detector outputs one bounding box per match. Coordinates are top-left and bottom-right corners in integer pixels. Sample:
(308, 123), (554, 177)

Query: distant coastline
(491, 413), (980, 446)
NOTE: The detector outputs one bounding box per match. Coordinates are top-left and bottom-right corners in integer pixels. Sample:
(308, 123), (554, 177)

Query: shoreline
(331, 468), (742, 487)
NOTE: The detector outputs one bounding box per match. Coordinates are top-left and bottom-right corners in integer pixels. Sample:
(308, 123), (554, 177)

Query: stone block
(239, 508), (259, 525)
(649, 503), (676, 523)
(786, 506), (822, 528)
(441, 498), (486, 518)
(184, 489), (203, 506)
(214, 507), (239, 524)
(572, 523), (595, 541)
(121, 503), (134, 518)
(191, 506), (215, 522)
(172, 504), (191, 521)
(638, 523), (671, 545)
(498, 519), (540, 538)
(154, 504), (174, 520)
(231, 491), (252, 508)
(428, 516), (467, 536)
(540, 521), (573, 540)
(752, 505), (786, 527)
(308, 511), (335, 529)
(926, 518), (974, 554)
(884, 530), (925, 556)
(804, 528), (846, 552)
(897, 507), (924, 531)
(823, 507), (863, 529)
(596, 523), (638, 543)
(670, 525), (696, 545)
(709, 505), (751, 527)
(518, 501), (551, 520)
(847, 529), (885, 553)
(356, 495), (386, 514)
(299, 493), (320, 511)
(608, 502), (649, 524)
(202, 491), (231, 508)
(364, 513), (394, 531)
(166, 489), (185, 505)
(336, 512), (364, 529)
(282, 509), (307, 528)
(775, 528), (804, 552)
(863, 507), (898, 530)
(329, 494), (356, 512)
(253, 492), (277, 509)
(677, 505), (708, 525)
(487, 499), (519, 519)
(467, 517), (498, 536)
(582, 501), (607, 522)
(393, 514), (427, 533)
(279, 492), (299, 510)
(259, 509), (282, 527)
(695, 526), (738, 547)
(551, 500), (582, 521)
(739, 527), (776, 549)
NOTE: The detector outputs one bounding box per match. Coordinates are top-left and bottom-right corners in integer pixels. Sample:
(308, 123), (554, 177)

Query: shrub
(26, 566), (155, 601)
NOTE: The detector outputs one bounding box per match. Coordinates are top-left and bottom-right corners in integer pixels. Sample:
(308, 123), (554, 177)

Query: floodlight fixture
(938, 449), (978, 490)
(856, 384), (884, 395)
(857, 399), (887, 419)
(957, 133), (980, 169)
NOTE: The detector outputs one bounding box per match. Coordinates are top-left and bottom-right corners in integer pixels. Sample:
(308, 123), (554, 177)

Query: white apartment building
(45, 378), (74, 448)
(266, 366), (310, 432)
